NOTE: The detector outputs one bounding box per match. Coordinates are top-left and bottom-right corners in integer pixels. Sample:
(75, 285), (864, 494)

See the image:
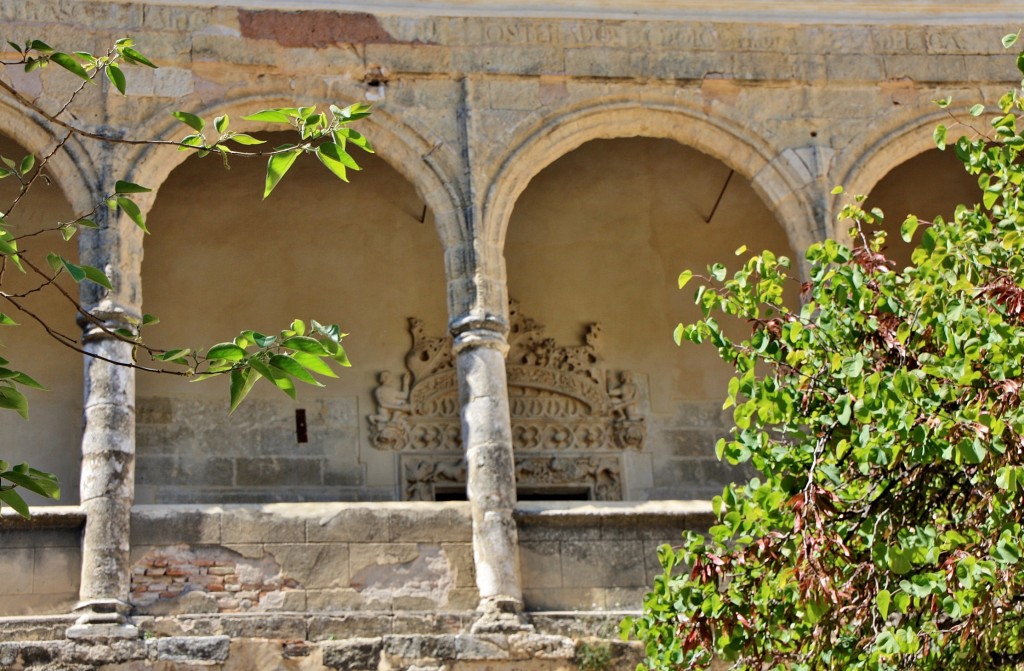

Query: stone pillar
(67, 319), (138, 639)
(67, 199), (142, 639)
(452, 314), (531, 632)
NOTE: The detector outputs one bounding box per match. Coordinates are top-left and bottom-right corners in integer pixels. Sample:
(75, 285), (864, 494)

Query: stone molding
(403, 454), (623, 501)
(95, 0), (1024, 25)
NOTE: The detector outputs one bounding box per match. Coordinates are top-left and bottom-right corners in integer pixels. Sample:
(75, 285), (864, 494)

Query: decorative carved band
(403, 455), (623, 501)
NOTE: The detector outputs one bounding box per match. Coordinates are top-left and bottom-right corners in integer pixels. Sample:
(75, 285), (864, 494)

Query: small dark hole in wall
(295, 408), (308, 443)
(810, 131), (818, 137)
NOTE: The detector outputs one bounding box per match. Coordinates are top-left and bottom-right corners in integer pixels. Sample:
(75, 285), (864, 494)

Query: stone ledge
(0, 506), (85, 529)
(0, 618), (643, 667)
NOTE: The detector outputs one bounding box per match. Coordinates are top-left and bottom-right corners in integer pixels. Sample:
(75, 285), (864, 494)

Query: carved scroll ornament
(368, 302), (646, 455)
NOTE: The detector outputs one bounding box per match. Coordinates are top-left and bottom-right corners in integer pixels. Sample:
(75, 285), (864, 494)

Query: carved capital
(450, 311), (510, 354)
(78, 301), (140, 343)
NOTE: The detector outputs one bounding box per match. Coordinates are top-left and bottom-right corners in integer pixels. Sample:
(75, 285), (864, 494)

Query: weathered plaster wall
(507, 137), (795, 499)
(0, 136), (82, 506)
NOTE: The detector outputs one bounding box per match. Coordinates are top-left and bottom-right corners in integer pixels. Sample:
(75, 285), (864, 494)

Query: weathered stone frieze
(403, 454), (622, 501)
(369, 301), (646, 456)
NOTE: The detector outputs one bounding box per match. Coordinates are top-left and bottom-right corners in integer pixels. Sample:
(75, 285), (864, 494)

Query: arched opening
(504, 137), (798, 501)
(136, 135), (448, 503)
(0, 134), (83, 506)
(864, 148), (979, 269)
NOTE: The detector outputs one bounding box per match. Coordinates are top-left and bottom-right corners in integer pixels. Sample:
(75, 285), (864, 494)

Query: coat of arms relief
(368, 301), (646, 500)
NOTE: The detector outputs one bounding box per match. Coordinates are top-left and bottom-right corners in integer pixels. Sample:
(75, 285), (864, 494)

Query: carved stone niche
(368, 302), (646, 500)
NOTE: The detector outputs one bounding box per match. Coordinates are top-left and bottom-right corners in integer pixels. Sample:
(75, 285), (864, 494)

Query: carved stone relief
(403, 455), (622, 501)
(369, 302), (645, 500)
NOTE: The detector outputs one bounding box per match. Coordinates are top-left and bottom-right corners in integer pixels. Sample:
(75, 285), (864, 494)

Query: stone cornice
(97, 0), (1023, 24)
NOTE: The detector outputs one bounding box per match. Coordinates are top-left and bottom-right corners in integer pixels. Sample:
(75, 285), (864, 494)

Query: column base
(66, 598), (138, 641)
(471, 595), (534, 634)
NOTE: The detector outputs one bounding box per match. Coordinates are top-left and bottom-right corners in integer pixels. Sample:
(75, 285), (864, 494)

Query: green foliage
(0, 37), (369, 517)
(575, 641), (613, 671)
(626, 38), (1024, 671)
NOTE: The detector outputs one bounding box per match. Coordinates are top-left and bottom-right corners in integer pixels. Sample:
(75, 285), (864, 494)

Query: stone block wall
(0, 508), (83, 616)
(646, 400), (755, 500)
(135, 396), (384, 503)
(516, 501), (714, 611)
(128, 503), (479, 615)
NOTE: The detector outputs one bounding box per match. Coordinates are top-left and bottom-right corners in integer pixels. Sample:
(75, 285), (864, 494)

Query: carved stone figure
(608, 371), (639, 420)
(368, 371), (411, 450)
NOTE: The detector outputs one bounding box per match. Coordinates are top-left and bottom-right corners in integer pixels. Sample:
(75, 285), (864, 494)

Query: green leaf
(0, 313), (16, 325)
(281, 336), (327, 355)
(969, 103), (985, 117)
(900, 214), (919, 243)
(291, 351), (338, 378)
(105, 62), (126, 94)
(2, 468), (59, 499)
(251, 359), (296, 399)
(1003, 32), (1020, 49)
(114, 180), (151, 194)
(0, 385), (28, 418)
(51, 52), (90, 80)
(876, 589), (891, 619)
(11, 372), (43, 390)
(228, 133), (265, 146)
(0, 487), (29, 518)
(116, 196), (148, 233)
(171, 111), (204, 132)
(933, 124), (947, 149)
(206, 343), (248, 362)
(242, 108), (298, 124)
(957, 438), (987, 465)
(263, 147), (301, 199)
(678, 270), (693, 290)
(80, 264), (113, 290)
(120, 46), (156, 68)
(142, 313), (160, 325)
(332, 344), (351, 367)
(154, 348), (191, 362)
(19, 154), (34, 175)
(268, 353), (323, 386)
(316, 142), (358, 182)
(229, 367), (260, 412)
(214, 115), (229, 134)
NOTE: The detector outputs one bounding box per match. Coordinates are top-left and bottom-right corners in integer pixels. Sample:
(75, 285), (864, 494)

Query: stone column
(452, 314), (530, 632)
(67, 204), (142, 640)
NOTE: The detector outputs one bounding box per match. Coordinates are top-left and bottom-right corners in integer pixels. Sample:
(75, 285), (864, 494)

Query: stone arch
(134, 94), (455, 504)
(0, 98), (95, 213)
(830, 109), (950, 238)
(484, 99), (819, 271)
(126, 94), (467, 250)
